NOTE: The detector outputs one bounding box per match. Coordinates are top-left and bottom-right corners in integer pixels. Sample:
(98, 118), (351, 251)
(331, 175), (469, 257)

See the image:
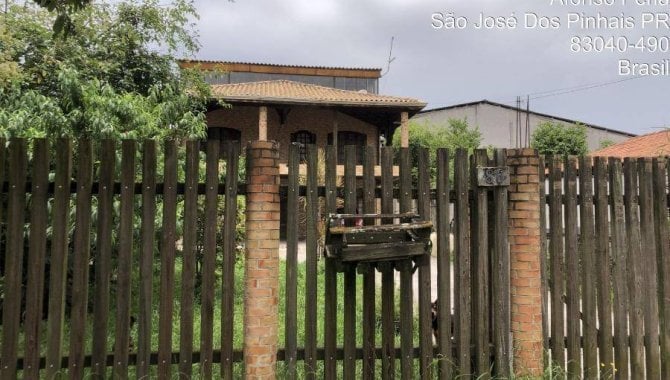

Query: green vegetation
(598, 138), (616, 150)
(0, 0), (209, 140)
(530, 121), (588, 156)
(392, 118), (482, 183)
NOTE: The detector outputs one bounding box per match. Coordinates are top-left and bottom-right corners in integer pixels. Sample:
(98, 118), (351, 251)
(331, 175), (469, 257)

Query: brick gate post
(244, 141), (280, 379)
(507, 148), (544, 377)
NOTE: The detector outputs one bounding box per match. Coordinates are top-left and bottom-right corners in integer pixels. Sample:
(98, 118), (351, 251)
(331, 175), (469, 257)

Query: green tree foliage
(0, 0), (209, 139)
(392, 118), (482, 182)
(530, 121), (588, 156)
(598, 138), (616, 149)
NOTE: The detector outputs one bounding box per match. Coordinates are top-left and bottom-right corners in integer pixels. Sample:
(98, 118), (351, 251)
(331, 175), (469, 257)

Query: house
(412, 100), (636, 150)
(591, 129), (670, 158)
(178, 60), (427, 164)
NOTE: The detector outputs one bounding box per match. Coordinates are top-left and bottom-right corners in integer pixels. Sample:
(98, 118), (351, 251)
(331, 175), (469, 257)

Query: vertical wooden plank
(416, 147), (433, 379)
(563, 156), (580, 379)
(323, 145), (338, 380)
(454, 148), (471, 376)
(200, 139), (219, 380)
(67, 140), (93, 377)
(178, 140), (199, 378)
(285, 143), (299, 380)
(361, 145), (376, 380)
(436, 148), (453, 378)
(398, 147), (413, 380)
(623, 158), (645, 379)
(221, 141), (239, 379)
(0, 138), (27, 380)
(45, 138), (72, 380)
(493, 149), (510, 378)
(343, 145), (357, 380)
(594, 157), (614, 377)
(609, 157), (629, 380)
(638, 157), (661, 379)
(91, 140), (115, 378)
(158, 140), (178, 379)
(472, 149), (490, 378)
(304, 144), (318, 379)
(137, 140), (157, 379)
(112, 140), (136, 379)
(539, 156), (549, 362)
(380, 146), (395, 380)
(579, 156), (598, 379)
(548, 155), (565, 372)
(653, 158), (670, 379)
(24, 139), (49, 379)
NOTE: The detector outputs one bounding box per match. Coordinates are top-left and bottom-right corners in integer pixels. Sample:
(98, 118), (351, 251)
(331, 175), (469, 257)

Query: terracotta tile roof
(590, 129), (670, 158)
(210, 80), (426, 109)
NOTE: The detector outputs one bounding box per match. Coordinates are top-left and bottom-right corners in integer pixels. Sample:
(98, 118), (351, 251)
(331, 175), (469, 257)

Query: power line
(528, 75), (647, 101)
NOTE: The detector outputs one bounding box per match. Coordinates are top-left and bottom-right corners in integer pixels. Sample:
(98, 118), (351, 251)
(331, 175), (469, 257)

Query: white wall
(412, 103), (634, 151)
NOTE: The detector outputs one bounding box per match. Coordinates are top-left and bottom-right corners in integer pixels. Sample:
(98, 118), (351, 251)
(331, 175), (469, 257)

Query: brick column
(507, 148), (544, 377)
(244, 141), (280, 379)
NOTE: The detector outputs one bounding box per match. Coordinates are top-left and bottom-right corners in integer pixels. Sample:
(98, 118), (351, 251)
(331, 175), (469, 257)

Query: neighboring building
(591, 129), (670, 158)
(413, 100), (636, 150)
(178, 60), (426, 164)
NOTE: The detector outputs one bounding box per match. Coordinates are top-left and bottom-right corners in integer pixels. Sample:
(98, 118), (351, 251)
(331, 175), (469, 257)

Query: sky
(191, 0), (670, 136)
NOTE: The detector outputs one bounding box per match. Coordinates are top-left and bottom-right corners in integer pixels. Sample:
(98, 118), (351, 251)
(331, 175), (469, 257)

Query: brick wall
(507, 148), (544, 377)
(244, 141), (281, 379)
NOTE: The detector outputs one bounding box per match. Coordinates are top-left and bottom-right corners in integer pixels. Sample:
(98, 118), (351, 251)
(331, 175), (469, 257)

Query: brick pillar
(244, 141), (280, 379)
(507, 148), (544, 377)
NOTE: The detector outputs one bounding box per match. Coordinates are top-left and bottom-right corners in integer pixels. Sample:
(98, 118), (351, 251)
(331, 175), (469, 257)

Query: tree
(0, 0), (209, 139)
(392, 118), (482, 182)
(598, 138), (615, 149)
(530, 121), (588, 156)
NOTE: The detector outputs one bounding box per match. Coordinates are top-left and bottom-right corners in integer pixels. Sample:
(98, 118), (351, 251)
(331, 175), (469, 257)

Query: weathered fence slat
(579, 156), (598, 379)
(594, 157), (614, 378)
(343, 145), (357, 380)
(304, 144), (319, 379)
(137, 140), (157, 379)
(493, 149), (510, 378)
(113, 140), (137, 379)
(472, 149), (490, 379)
(285, 143), (300, 380)
(563, 156), (581, 379)
(24, 139), (49, 379)
(361, 145), (376, 380)
(45, 139), (72, 379)
(0, 139), (27, 380)
(323, 145), (338, 380)
(436, 148), (453, 379)
(158, 140), (178, 379)
(398, 147), (413, 380)
(454, 148), (471, 376)
(91, 139), (115, 379)
(178, 140), (199, 378)
(639, 157), (661, 379)
(548, 155), (565, 371)
(653, 157), (670, 379)
(380, 146), (395, 380)
(67, 139), (93, 378)
(416, 147), (433, 379)
(539, 155), (549, 363)
(199, 139), (219, 380)
(623, 158), (645, 379)
(609, 157), (630, 380)
(221, 141), (239, 379)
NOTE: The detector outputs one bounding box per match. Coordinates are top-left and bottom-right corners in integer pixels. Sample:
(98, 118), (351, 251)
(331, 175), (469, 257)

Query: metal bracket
(477, 166), (510, 187)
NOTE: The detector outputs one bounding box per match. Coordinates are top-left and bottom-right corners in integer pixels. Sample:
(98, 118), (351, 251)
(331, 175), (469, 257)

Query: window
(204, 127), (241, 153)
(327, 131), (367, 164)
(290, 130), (316, 162)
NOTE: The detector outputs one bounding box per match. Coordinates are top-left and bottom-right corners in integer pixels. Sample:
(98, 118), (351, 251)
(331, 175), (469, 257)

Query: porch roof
(209, 80), (426, 111)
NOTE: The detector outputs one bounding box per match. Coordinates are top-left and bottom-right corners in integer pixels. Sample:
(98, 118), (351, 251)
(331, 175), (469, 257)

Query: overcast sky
(192, 0), (670, 135)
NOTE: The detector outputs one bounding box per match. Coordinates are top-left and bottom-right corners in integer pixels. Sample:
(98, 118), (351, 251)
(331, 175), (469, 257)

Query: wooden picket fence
(542, 155), (670, 379)
(0, 138), (512, 379)
(282, 144), (511, 379)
